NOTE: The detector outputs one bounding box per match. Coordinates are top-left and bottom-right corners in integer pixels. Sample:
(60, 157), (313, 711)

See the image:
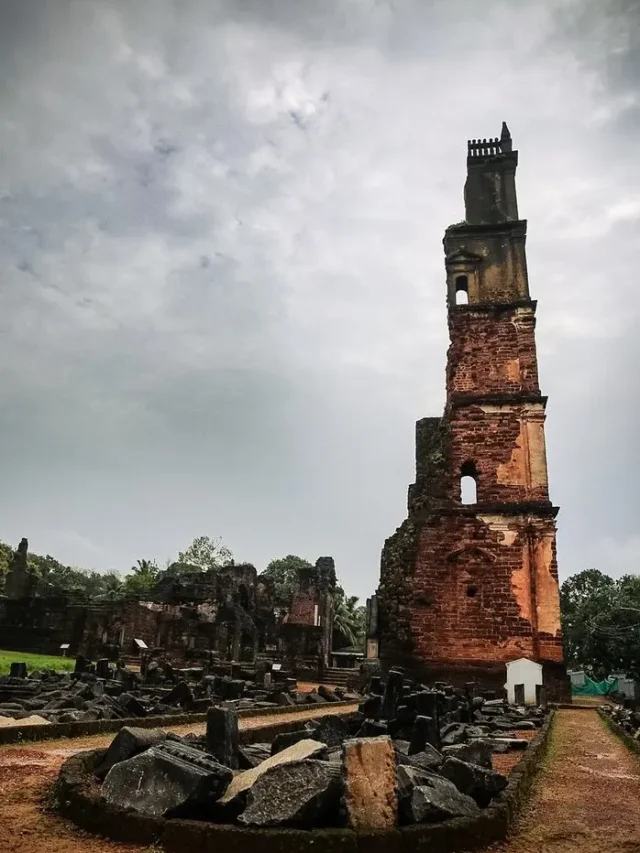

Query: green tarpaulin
(572, 674), (619, 696)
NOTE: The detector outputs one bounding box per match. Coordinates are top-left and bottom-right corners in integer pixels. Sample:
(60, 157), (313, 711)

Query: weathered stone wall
(444, 224), (529, 304)
(79, 601), (160, 658)
(281, 558), (336, 670)
(0, 555), (336, 676)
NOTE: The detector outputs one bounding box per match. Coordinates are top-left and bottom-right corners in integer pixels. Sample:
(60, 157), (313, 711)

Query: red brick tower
(375, 124), (569, 698)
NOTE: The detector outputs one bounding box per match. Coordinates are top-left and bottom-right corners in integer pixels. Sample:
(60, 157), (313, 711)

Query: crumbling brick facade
(376, 125), (569, 698)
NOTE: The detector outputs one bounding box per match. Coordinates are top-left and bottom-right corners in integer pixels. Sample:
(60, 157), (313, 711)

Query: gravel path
(0, 703), (358, 853)
(489, 709), (640, 853)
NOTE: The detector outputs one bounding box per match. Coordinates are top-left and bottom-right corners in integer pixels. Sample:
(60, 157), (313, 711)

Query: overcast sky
(0, 0), (638, 600)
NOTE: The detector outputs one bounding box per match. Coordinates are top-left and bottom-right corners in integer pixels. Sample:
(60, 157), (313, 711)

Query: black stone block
(206, 706), (239, 769)
(439, 756), (508, 807)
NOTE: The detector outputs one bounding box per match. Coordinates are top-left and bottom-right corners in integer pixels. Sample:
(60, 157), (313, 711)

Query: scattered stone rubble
(87, 669), (547, 830)
(600, 703), (640, 739)
(0, 656), (358, 726)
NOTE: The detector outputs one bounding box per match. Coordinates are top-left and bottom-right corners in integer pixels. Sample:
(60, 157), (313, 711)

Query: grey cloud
(0, 0), (638, 598)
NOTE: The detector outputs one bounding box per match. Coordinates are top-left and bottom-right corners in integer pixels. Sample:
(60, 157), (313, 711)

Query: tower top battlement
(464, 121), (519, 224)
(466, 122), (513, 160)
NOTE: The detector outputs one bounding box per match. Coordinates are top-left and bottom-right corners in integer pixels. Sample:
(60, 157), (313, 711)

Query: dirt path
(490, 709), (640, 853)
(0, 703), (358, 853)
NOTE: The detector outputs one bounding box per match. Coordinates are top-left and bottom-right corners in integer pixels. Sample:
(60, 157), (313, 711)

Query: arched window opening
(466, 586), (478, 598)
(455, 274), (469, 305)
(460, 460), (478, 505)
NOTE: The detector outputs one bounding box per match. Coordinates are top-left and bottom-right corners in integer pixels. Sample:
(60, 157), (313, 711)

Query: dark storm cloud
(0, 0), (638, 594)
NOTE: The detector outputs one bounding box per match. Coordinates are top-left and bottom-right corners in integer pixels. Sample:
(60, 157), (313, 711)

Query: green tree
(263, 554), (312, 603)
(122, 559), (159, 596)
(31, 554), (95, 597)
(177, 536), (233, 573)
(561, 569), (640, 677)
(332, 586), (366, 649)
(0, 541), (13, 592)
(95, 572), (125, 601)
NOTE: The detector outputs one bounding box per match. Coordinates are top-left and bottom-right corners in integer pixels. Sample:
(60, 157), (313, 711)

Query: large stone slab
(408, 783), (480, 823)
(219, 739), (326, 805)
(238, 760), (342, 827)
(95, 726), (167, 779)
(164, 680), (193, 707)
(271, 727), (316, 755)
(359, 695), (383, 717)
(342, 735), (397, 830)
(313, 715), (350, 748)
(102, 741), (232, 818)
(239, 743), (272, 768)
(395, 739), (443, 772)
(117, 693), (147, 718)
(440, 722), (468, 746)
(317, 685), (340, 703)
(397, 764), (479, 823)
(441, 740), (495, 769)
(439, 756), (508, 807)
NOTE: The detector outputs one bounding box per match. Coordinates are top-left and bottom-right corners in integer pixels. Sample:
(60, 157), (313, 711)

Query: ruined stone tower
(375, 124), (569, 698)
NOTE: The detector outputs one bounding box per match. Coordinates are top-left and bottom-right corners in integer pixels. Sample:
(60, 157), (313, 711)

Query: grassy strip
(0, 649), (75, 676)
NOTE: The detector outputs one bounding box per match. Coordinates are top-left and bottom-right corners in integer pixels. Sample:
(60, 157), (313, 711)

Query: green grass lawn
(0, 649), (75, 676)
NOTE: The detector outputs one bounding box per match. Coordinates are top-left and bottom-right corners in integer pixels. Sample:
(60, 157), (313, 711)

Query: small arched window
(460, 460), (478, 505)
(455, 275), (469, 305)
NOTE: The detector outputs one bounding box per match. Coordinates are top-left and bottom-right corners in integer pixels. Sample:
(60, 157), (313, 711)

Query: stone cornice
(443, 501), (560, 519)
(444, 219), (528, 239)
(448, 299), (537, 315)
(448, 392), (547, 409)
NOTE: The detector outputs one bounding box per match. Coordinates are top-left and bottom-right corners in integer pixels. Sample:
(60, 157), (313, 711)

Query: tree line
(560, 568), (640, 679)
(0, 536), (366, 650)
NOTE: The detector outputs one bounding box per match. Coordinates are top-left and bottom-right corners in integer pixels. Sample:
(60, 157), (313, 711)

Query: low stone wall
(598, 708), (640, 758)
(52, 711), (556, 853)
(0, 699), (358, 746)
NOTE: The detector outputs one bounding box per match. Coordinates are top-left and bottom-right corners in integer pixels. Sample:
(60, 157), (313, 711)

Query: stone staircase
(323, 667), (355, 688)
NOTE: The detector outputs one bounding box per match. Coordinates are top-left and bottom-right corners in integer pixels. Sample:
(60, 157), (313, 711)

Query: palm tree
(333, 589), (365, 649)
(95, 572), (125, 601)
(133, 559), (157, 575)
(123, 559), (159, 595)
